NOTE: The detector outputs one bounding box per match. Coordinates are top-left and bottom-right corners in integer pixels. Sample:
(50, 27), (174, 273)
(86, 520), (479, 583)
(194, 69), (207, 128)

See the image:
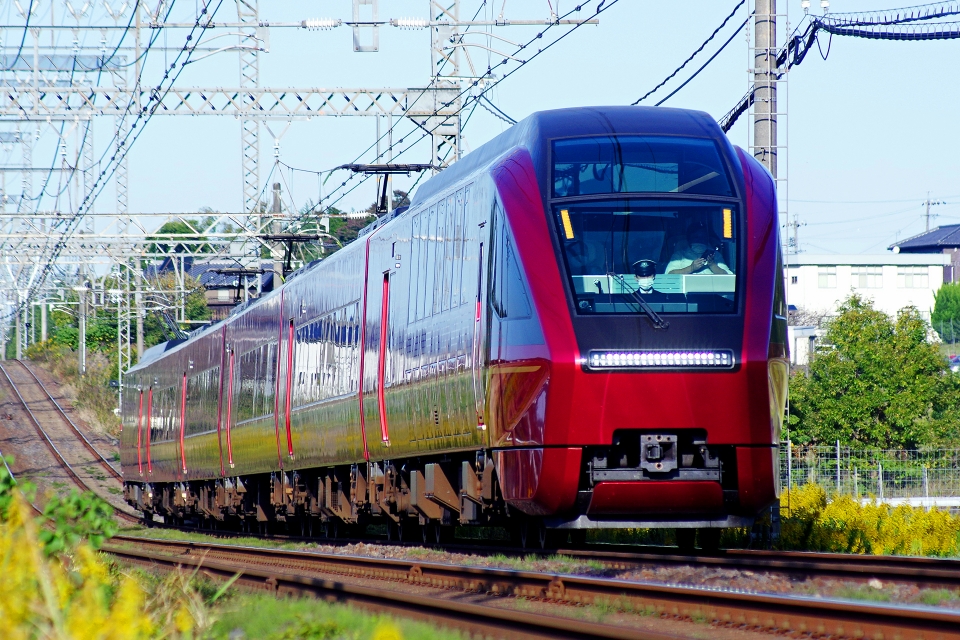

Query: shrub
(779, 484), (960, 556)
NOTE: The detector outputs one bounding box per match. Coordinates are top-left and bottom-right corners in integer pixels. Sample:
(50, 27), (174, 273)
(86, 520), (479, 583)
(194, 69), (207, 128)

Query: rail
(0, 361), (138, 524)
(16, 360), (122, 480)
(106, 535), (960, 640)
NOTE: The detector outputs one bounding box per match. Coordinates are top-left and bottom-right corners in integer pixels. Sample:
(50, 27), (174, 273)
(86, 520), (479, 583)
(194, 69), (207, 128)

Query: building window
(790, 275), (798, 284)
(852, 266), (882, 288)
(818, 266), (837, 288)
(897, 266), (929, 289)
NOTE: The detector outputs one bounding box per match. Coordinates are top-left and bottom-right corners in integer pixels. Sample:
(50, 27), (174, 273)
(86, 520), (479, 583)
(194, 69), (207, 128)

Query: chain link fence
(780, 443), (960, 505)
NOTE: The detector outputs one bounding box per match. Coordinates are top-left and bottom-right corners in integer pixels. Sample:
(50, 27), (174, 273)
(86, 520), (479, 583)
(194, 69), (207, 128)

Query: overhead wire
(719, 1), (960, 132)
(1, 0), (35, 71)
(632, 0), (746, 105)
(280, 0), (494, 216)
(301, 0), (621, 222)
(15, 0), (226, 318)
(478, 93), (517, 124)
(651, 13), (751, 107)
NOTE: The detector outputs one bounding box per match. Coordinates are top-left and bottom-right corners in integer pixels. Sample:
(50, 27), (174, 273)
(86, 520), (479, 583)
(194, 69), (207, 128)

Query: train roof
(411, 105), (724, 206)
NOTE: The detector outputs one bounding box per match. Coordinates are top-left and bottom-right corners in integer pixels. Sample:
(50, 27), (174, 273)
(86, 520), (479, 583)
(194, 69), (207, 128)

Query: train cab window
(491, 204), (532, 320)
(553, 199), (739, 315)
(552, 136), (734, 198)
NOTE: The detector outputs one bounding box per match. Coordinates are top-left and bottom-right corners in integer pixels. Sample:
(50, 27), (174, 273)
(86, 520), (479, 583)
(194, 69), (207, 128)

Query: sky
(3, 0), (959, 256)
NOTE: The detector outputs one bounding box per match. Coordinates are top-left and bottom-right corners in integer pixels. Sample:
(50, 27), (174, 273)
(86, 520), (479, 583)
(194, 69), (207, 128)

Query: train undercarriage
(124, 442), (763, 550)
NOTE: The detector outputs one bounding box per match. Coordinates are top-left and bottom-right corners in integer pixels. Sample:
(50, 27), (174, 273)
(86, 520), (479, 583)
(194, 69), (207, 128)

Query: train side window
(491, 202), (532, 320)
(441, 194), (456, 312)
(434, 200), (448, 315)
(422, 205), (436, 319)
(409, 213), (422, 323)
(452, 188), (466, 308)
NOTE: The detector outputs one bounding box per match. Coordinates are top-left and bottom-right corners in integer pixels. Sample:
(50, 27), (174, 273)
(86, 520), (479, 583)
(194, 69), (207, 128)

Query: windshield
(553, 199), (739, 314)
(552, 135), (734, 198)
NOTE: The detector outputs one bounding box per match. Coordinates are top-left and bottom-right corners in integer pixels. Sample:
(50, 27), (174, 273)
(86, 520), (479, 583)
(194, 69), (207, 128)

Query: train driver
(665, 224), (733, 275)
(632, 259), (658, 293)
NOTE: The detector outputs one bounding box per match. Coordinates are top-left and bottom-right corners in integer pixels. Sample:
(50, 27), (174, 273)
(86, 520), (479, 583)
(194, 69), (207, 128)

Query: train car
(121, 106), (788, 548)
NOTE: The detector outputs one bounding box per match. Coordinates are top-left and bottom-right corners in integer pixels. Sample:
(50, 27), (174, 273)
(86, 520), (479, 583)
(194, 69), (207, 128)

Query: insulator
(301, 18), (341, 31)
(392, 17), (429, 29)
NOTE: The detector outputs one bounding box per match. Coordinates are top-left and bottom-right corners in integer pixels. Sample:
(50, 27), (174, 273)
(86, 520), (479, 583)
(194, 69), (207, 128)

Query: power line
(300, 0), (619, 222)
(15, 1), (226, 319)
(2, 0), (35, 71)
(478, 94), (517, 124)
(719, 2), (960, 132)
(651, 13), (751, 107)
(632, 0), (746, 105)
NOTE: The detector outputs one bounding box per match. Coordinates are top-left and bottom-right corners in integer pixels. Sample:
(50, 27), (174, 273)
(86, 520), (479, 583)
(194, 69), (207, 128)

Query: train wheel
(425, 522), (437, 545)
(142, 512), (154, 528)
(386, 520), (402, 543)
(519, 521), (533, 550)
(698, 528), (721, 552)
(325, 520), (339, 539)
(569, 529), (587, 547)
(675, 528), (696, 552)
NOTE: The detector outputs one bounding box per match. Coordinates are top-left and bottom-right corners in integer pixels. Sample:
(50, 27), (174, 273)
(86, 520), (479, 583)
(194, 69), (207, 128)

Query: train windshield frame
(551, 198), (741, 315)
(551, 135), (735, 198)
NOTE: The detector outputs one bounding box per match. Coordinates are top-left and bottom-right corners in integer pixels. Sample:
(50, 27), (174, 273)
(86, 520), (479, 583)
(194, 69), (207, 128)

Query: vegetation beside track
(777, 483), (960, 556)
(0, 465), (210, 639)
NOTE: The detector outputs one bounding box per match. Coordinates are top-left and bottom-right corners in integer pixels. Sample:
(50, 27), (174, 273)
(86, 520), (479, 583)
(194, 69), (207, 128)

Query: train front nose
(568, 362), (776, 524)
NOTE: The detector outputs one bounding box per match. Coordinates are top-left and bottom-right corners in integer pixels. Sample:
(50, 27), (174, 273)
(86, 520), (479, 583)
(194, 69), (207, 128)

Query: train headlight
(586, 350), (735, 370)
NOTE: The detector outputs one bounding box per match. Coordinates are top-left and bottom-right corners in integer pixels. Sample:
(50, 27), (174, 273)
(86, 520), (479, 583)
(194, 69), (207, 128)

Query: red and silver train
(122, 106), (788, 547)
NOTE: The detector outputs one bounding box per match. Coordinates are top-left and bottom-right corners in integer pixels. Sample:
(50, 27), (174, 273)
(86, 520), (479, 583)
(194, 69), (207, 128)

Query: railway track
(552, 543), (960, 589)
(0, 360), (138, 524)
(105, 535), (960, 640)
(130, 520), (960, 591)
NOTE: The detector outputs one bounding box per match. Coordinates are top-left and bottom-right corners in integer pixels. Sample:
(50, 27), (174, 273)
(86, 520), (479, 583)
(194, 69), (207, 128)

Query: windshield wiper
(606, 272), (670, 330)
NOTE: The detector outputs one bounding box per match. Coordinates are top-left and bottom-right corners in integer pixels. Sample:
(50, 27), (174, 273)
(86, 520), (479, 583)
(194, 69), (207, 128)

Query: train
(121, 106), (788, 549)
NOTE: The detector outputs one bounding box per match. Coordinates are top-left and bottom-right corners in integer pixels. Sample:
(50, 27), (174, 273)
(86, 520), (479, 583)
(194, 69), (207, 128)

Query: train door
(376, 270), (392, 446)
(225, 347), (236, 469)
(214, 327), (227, 477)
(135, 378), (145, 476)
(472, 216), (490, 434)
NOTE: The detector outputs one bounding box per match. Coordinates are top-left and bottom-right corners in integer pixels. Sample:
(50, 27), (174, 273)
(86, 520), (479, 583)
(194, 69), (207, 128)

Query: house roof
(889, 225), (960, 252)
(786, 253), (950, 266)
(146, 258), (274, 290)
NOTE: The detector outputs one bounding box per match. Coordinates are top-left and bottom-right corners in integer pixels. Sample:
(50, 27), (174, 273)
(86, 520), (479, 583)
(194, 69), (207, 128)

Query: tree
(141, 273), (210, 350)
(932, 282), (960, 344)
(788, 294), (960, 449)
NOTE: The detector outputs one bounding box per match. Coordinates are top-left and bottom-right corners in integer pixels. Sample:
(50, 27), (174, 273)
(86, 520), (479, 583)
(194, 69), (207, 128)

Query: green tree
(788, 295), (960, 449)
(141, 273), (210, 350)
(932, 282), (960, 344)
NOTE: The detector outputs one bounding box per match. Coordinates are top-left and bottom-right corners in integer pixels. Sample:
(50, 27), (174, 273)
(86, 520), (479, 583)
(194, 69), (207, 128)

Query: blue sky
(5, 0), (958, 255)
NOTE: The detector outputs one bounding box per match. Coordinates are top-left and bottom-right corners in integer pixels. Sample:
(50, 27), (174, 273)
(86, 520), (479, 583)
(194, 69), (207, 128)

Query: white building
(785, 253), (950, 322)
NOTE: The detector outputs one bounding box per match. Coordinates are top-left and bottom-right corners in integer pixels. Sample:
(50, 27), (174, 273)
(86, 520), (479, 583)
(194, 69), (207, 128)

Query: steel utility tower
(1, 1), (596, 366)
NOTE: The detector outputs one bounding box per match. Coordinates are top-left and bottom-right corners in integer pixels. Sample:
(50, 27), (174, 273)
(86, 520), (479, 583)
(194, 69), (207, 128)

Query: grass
(207, 592), (464, 640)
(85, 466), (109, 482)
(833, 584), (892, 603)
(919, 589), (960, 606)
(117, 526), (304, 551)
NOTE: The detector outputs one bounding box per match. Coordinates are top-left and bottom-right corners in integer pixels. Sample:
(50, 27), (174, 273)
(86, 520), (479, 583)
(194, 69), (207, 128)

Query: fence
(935, 318), (960, 346)
(780, 443), (960, 505)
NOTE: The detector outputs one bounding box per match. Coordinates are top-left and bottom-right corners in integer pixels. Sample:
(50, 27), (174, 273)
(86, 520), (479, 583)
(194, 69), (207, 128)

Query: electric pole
(924, 192), (945, 232)
(787, 214), (806, 253)
(754, 0), (778, 180)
